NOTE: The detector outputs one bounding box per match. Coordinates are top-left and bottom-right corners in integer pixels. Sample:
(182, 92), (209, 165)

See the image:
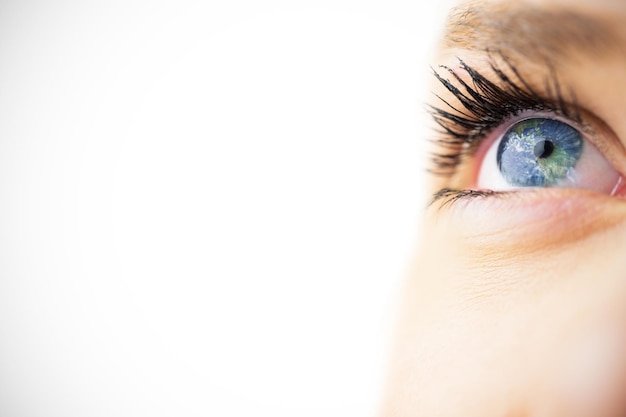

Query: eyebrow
(442, 1), (622, 61)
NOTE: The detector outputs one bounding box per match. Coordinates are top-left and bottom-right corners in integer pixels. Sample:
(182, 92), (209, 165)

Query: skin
(381, 0), (626, 416)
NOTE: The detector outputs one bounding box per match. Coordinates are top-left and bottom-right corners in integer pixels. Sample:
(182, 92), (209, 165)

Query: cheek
(544, 318), (626, 417)
(387, 217), (626, 417)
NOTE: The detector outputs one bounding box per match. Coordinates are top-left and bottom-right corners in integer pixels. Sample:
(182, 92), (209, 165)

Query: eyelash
(427, 53), (583, 205)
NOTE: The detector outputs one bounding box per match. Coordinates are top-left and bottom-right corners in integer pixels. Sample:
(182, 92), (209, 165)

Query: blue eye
(477, 116), (624, 195)
(497, 118), (582, 187)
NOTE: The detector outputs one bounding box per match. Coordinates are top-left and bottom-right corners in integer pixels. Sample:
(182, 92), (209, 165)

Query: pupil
(533, 140), (554, 159)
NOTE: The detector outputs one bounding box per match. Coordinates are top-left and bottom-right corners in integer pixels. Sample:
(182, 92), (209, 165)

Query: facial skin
(381, 1), (626, 416)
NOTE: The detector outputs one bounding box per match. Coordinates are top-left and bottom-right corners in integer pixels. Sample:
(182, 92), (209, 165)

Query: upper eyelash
(427, 52), (582, 177)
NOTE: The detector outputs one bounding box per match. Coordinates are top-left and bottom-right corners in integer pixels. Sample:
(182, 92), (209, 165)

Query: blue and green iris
(497, 118), (583, 187)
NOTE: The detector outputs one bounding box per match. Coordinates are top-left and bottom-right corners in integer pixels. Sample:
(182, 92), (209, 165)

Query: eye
(476, 117), (624, 195)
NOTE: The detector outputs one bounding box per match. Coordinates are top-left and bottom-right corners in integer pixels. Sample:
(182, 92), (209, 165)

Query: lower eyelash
(429, 188), (502, 208)
(427, 51), (581, 178)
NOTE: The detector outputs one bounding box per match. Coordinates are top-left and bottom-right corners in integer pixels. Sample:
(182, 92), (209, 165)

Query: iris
(497, 118), (583, 187)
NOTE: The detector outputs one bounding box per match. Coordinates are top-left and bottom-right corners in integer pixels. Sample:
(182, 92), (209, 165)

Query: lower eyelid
(428, 187), (626, 251)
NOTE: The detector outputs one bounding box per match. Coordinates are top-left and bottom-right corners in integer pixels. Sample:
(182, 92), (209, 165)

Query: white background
(0, 1), (450, 416)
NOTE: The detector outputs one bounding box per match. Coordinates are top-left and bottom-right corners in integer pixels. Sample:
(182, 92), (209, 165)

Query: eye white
(476, 117), (622, 194)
